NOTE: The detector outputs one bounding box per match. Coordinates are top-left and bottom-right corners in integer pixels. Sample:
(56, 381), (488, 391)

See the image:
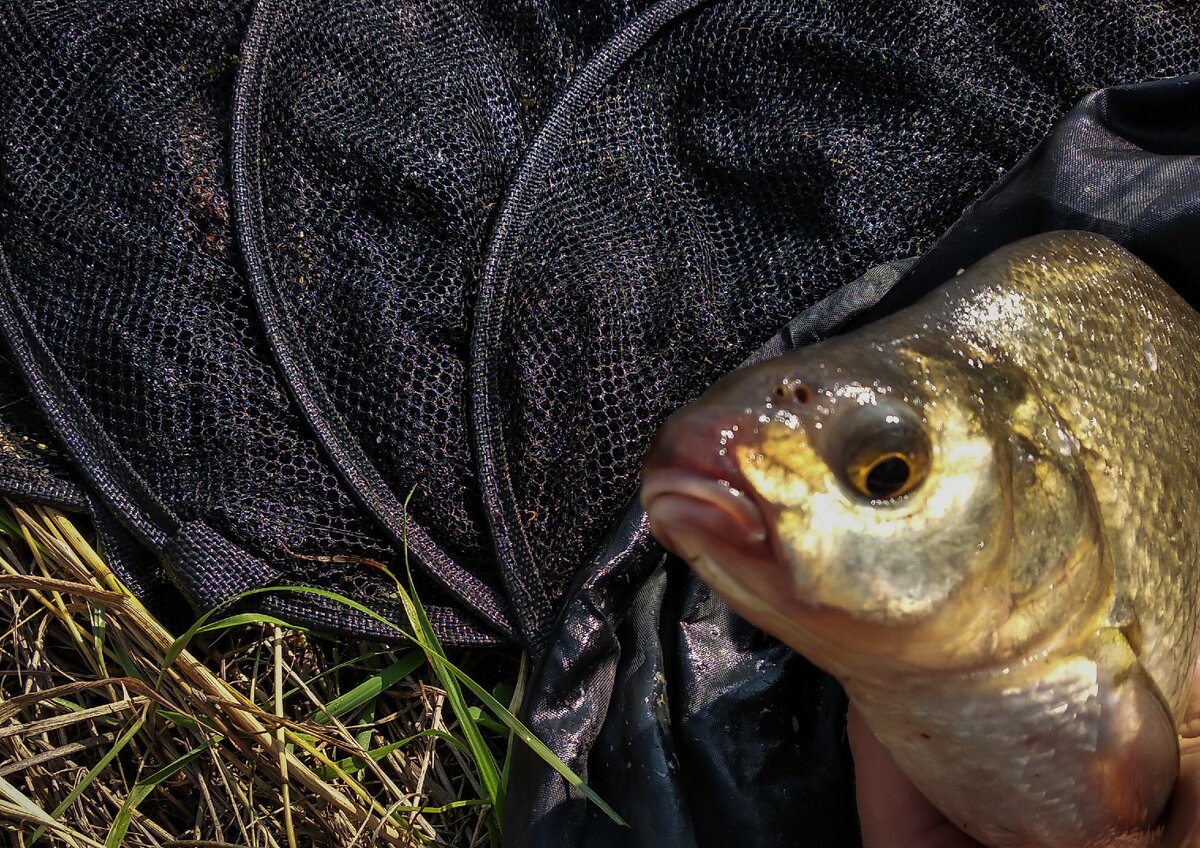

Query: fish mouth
(640, 408), (849, 644)
(642, 462), (928, 674)
(641, 463), (837, 648)
(641, 408), (786, 598)
(641, 424), (891, 667)
(641, 408), (771, 559)
(640, 467), (773, 561)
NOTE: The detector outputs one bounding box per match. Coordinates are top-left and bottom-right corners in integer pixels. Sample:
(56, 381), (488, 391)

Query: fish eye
(851, 452), (919, 499)
(839, 406), (930, 502)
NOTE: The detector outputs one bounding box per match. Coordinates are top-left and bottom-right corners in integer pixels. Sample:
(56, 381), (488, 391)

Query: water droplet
(1143, 335), (1158, 372)
(1053, 423), (1080, 456)
(775, 409), (799, 429)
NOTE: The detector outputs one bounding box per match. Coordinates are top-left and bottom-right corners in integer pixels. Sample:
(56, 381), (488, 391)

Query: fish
(640, 231), (1200, 848)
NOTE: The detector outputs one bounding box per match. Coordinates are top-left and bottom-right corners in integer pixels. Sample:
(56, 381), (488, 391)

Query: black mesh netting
(3, 1), (1200, 846)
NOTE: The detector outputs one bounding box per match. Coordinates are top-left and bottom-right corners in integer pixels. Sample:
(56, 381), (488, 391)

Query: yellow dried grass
(0, 501), (505, 847)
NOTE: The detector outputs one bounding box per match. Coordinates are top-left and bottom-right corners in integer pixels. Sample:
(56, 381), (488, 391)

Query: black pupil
(865, 456), (911, 498)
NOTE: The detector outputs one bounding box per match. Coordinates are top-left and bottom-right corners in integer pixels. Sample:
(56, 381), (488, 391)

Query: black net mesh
(471, 0), (1200, 645)
(2, 0), (1199, 652)
(0, 1), (485, 640)
(0, 354), (84, 510)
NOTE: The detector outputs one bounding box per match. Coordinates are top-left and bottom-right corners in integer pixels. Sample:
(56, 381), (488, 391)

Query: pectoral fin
(1092, 630), (1178, 838)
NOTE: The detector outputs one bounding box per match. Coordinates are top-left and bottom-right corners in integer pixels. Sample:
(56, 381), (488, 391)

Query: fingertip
(848, 705), (983, 848)
(848, 706), (939, 832)
(1159, 739), (1200, 848)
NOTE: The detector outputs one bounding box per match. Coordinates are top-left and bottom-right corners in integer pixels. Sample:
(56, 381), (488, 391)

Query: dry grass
(0, 500), (522, 847)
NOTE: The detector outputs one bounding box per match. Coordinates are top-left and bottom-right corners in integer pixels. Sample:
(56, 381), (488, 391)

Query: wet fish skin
(640, 232), (1200, 848)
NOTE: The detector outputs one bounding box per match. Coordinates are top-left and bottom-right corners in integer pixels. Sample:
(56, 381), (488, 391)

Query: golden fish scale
(939, 232), (1200, 719)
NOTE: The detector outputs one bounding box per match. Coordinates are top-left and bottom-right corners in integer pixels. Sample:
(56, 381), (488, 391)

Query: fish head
(642, 332), (1099, 677)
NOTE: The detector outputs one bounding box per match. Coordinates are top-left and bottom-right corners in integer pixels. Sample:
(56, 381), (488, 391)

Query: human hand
(847, 705), (1200, 848)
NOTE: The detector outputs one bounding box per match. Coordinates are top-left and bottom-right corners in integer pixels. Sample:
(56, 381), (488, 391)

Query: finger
(1160, 657), (1200, 847)
(1158, 736), (1200, 848)
(848, 705), (984, 848)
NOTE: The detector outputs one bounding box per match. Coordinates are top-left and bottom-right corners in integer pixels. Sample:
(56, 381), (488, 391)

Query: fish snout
(641, 405), (773, 562)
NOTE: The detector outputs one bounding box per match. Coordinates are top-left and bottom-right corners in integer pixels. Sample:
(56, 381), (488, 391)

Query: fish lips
(641, 414), (780, 580)
(641, 458), (836, 646)
(642, 416), (912, 668)
(641, 467), (771, 558)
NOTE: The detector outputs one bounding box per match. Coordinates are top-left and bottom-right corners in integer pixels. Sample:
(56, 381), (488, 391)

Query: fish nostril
(771, 381), (812, 405)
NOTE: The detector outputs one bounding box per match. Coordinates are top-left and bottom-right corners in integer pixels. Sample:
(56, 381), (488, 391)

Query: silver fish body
(641, 232), (1200, 847)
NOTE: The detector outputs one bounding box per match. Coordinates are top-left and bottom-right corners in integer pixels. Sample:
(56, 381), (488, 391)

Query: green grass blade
(196, 613), (308, 635)
(402, 598), (503, 824)
(316, 728), (466, 779)
(0, 509), (21, 538)
(107, 631), (143, 681)
(443, 656), (625, 826)
(310, 650), (424, 725)
(467, 705), (508, 737)
(105, 737), (214, 847)
(158, 603), (234, 685)
(27, 711), (146, 846)
(392, 496), (504, 828)
(164, 582), (624, 828)
(162, 588), (410, 683)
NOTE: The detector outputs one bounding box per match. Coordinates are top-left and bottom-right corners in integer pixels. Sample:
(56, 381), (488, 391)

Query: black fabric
(0, 353), (87, 512)
(0, 0), (521, 642)
(3, 3), (1200, 846)
(505, 267), (907, 848)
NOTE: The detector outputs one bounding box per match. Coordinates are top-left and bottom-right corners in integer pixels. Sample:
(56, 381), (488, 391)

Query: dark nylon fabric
(2, 1), (1200, 844)
(0, 356), (86, 512)
(230, 0), (662, 640)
